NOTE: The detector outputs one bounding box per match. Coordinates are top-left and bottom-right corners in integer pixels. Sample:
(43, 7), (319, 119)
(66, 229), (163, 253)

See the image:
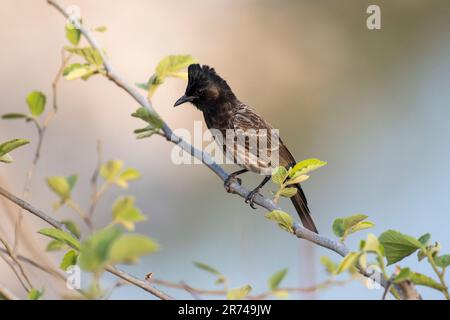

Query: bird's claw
(245, 188), (260, 209)
(224, 175), (242, 193)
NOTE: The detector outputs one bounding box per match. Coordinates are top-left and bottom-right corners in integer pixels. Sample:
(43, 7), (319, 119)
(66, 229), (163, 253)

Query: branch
(45, 0), (412, 299)
(0, 237), (32, 292)
(88, 139), (103, 218)
(151, 278), (351, 300)
(13, 48), (71, 252)
(0, 283), (19, 300)
(0, 247), (89, 298)
(0, 185), (173, 300)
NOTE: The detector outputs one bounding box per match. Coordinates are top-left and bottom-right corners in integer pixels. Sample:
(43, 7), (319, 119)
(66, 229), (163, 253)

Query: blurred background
(1, 0), (450, 299)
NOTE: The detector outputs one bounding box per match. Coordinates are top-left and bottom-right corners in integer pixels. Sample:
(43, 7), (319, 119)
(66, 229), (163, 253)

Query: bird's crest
(187, 64), (230, 89)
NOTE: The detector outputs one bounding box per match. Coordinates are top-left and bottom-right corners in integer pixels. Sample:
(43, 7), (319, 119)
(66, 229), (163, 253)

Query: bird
(174, 64), (318, 233)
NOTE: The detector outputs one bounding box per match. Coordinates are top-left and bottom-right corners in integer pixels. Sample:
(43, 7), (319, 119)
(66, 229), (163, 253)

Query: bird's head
(174, 64), (235, 110)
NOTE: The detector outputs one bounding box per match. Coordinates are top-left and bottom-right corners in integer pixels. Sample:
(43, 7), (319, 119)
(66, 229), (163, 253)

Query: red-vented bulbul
(174, 64), (318, 233)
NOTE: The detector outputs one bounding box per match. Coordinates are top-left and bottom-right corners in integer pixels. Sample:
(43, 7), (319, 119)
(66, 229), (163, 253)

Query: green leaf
(63, 64), (99, 81)
(0, 139), (30, 158)
(435, 254), (450, 268)
(410, 271), (445, 291)
(66, 174), (78, 191)
(110, 234), (159, 264)
(2, 113), (29, 120)
(0, 154), (13, 163)
(115, 168), (141, 188)
(66, 23), (81, 45)
(119, 168), (140, 181)
(78, 226), (122, 272)
(28, 288), (44, 300)
(155, 55), (197, 79)
(99, 160), (140, 188)
(265, 210), (294, 233)
(335, 252), (359, 274)
(61, 220), (81, 239)
(131, 107), (164, 129)
(332, 218), (345, 238)
(393, 267), (412, 283)
(268, 268), (288, 290)
(215, 275), (226, 285)
(193, 261), (222, 276)
(286, 174), (309, 185)
(38, 228), (80, 250)
(279, 187), (297, 198)
(65, 46), (103, 66)
(100, 160), (123, 181)
(60, 250), (78, 270)
(94, 26), (107, 33)
(394, 267), (445, 292)
(332, 214), (374, 241)
(46, 240), (65, 252)
(46, 176), (71, 200)
(227, 284), (252, 300)
(147, 74), (164, 97)
(112, 196), (147, 231)
(290, 158), (327, 177)
(0, 139), (29, 163)
(358, 253), (367, 270)
(343, 214), (368, 230)
(26, 91), (46, 117)
(320, 256), (337, 274)
(418, 233), (431, 246)
(134, 126), (159, 139)
(350, 221), (375, 234)
(363, 233), (382, 254)
(271, 166), (288, 185)
(417, 249), (427, 262)
(379, 230), (423, 265)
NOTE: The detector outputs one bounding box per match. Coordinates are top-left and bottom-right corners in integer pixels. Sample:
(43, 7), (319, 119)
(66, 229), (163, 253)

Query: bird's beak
(174, 95), (195, 107)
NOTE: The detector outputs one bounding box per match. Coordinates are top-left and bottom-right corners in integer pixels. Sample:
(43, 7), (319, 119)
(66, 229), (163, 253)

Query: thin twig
(151, 278), (351, 300)
(0, 251), (30, 292)
(45, 0), (404, 298)
(66, 199), (93, 230)
(427, 251), (450, 300)
(0, 283), (19, 300)
(0, 238), (32, 291)
(0, 247), (88, 298)
(0, 185), (173, 300)
(13, 48), (72, 252)
(88, 139), (103, 219)
(0, 247), (62, 279)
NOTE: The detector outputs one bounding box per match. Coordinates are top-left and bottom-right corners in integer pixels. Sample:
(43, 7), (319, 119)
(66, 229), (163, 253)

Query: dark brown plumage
(174, 64), (318, 233)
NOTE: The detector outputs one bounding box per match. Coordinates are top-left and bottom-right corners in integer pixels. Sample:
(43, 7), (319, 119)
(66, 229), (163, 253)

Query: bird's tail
(290, 184), (318, 234)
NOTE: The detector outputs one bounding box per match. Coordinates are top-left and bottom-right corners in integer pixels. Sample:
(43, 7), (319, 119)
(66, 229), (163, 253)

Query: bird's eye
(196, 88), (205, 96)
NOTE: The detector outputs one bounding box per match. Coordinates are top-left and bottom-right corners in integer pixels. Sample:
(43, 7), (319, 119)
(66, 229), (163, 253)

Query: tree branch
(0, 237), (32, 292)
(13, 48), (71, 252)
(44, 0), (412, 299)
(0, 283), (19, 300)
(0, 185), (173, 300)
(151, 277), (352, 300)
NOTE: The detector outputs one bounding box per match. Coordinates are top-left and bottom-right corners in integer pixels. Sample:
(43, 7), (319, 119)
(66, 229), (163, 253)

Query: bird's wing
(227, 104), (281, 173)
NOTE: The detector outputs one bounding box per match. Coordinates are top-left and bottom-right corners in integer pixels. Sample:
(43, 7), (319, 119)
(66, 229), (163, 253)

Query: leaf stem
(67, 199), (93, 231)
(426, 251), (450, 300)
(375, 252), (400, 300)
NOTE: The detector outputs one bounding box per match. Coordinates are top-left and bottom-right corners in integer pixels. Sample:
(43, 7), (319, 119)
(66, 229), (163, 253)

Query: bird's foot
(245, 188), (261, 209)
(224, 175), (242, 193)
